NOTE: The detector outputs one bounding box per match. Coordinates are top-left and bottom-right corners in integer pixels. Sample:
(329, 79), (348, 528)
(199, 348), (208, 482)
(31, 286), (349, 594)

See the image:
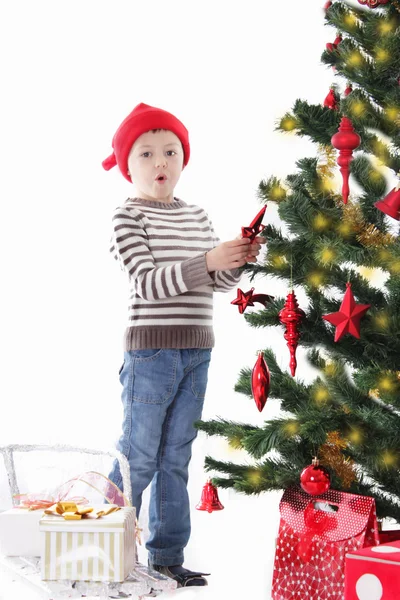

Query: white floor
(0, 489), (281, 600)
(136, 487), (281, 600)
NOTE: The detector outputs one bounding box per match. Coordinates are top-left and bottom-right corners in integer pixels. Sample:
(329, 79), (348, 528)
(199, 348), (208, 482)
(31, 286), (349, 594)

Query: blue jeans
(108, 348), (212, 567)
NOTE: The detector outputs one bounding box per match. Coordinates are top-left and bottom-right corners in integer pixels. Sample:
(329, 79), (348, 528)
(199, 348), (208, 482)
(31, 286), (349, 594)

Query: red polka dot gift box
(271, 486), (379, 600)
(345, 539), (400, 600)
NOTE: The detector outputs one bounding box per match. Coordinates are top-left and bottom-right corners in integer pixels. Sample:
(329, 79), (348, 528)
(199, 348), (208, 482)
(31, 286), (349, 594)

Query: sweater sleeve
(110, 206), (214, 300)
(206, 214), (243, 293)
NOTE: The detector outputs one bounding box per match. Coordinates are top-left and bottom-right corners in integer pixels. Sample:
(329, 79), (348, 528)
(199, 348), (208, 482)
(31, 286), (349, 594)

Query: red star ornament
(322, 282), (370, 342)
(231, 287), (274, 314)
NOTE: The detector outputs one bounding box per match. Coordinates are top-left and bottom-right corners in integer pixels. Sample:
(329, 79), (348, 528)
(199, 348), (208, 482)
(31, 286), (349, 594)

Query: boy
(102, 102), (265, 587)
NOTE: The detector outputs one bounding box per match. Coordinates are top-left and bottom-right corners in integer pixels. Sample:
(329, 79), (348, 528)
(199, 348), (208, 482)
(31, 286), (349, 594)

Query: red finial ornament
(375, 181), (400, 221)
(251, 352), (270, 412)
(324, 88), (339, 110)
(278, 291), (305, 377)
(331, 117), (361, 204)
(324, 0), (333, 10)
(196, 480), (224, 513)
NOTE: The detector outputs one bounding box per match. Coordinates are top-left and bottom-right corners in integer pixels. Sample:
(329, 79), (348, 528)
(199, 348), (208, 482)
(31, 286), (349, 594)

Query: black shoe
(148, 562), (210, 587)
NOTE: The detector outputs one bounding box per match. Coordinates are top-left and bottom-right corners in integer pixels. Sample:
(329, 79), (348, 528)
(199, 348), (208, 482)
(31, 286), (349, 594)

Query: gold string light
(283, 421), (300, 436)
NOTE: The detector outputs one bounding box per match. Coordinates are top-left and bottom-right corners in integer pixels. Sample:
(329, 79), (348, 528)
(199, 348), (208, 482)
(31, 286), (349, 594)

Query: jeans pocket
(131, 349), (177, 404)
(191, 349), (212, 400)
(130, 349), (164, 361)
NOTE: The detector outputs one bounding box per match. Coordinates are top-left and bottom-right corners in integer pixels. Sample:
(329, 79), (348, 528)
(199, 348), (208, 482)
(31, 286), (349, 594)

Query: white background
(0, 0), (363, 598)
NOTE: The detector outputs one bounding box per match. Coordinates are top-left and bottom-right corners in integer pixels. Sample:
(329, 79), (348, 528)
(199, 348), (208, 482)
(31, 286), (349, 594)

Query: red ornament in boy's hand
(241, 206), (266, 243)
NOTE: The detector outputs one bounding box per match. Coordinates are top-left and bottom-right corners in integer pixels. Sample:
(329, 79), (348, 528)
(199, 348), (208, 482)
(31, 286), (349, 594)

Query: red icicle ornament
(278, 291), (305, 377)
(375, 182), (400, 221)
(331, 117), (361, 204)
(300, 458), (331, 496)
(251, 351), (270, 412)
(196, 479), (224, 513)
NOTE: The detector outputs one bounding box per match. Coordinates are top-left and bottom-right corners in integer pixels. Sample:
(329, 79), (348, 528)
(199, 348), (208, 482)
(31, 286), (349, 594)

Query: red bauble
(278, 291), (305, 377)
(322, 282), (370, 342)
(231, 287), (274, 314)
(251, 352), (270, 412)
(324, 88), (338, 110)
(331, 117), (361, 204)
(300, 458), (331, 495)
(241, 206), (266, 243)
(357, 0), (389, 7)
(375, 185), (400, 221)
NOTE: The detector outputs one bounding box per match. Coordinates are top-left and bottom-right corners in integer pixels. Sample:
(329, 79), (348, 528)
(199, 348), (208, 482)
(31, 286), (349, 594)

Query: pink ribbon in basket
(13, 471), (130, 510)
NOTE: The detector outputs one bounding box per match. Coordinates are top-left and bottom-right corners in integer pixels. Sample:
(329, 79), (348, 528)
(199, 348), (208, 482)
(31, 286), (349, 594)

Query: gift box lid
(347, 539), (400, 566)
(39, 505), (135, 533)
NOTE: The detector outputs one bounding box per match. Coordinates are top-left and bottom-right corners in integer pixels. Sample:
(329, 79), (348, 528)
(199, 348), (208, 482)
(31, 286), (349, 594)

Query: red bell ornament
(344, 83), (353, 97)
(300, 458), (331, 496)
(331, 117), (361, 204)
(375, 183), (400, 221)
(196, 479), (224, 513)
(278, 291), (305, 377)
(324, 88), (338, 110)
(251, 351), (270, 412)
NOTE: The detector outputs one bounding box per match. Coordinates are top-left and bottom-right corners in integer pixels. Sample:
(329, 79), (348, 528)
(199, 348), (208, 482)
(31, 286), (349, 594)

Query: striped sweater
(110, 197), (243, 350)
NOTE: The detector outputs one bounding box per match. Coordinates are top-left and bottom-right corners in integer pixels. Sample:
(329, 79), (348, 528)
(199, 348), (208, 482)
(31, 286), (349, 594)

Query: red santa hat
(102, 103), (190, 182)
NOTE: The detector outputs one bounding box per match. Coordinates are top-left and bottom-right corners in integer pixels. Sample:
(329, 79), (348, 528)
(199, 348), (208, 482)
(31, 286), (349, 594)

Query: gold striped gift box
(39, 506), (136, 582)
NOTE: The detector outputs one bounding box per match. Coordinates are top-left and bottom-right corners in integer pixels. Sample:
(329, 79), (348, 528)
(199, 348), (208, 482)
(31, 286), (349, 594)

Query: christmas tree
(196, 0), (400, 522)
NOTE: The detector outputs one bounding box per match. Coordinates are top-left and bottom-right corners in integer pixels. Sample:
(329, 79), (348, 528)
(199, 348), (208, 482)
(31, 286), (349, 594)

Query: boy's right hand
(205, 238), (251, 272)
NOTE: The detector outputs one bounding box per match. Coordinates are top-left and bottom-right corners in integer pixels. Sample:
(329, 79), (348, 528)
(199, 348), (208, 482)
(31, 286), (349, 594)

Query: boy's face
(127, 129), (184, 202)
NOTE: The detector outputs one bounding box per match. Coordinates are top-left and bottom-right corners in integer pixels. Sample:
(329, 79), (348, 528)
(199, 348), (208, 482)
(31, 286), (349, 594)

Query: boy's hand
(206, 238), (252, 272)
(242, 235), (266, 263)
